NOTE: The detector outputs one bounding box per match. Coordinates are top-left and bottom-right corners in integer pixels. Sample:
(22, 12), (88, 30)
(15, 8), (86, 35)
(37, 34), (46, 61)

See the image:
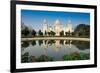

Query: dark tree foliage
(48, 32), (51, 36)
(38, 30), (43, 36)
(45, 31), (47, 35)
(60, 30), (64, 36)
(32, 29), (36, 36)
(65, 31), (70, 37)
(31, 40), (36, 46)
(21, 41), (29, 48)
(21, 52), (29, 63)
(74, 24), (90, 37)
(38, 40), (43, 46)
(21, 27), (30, 36)
(50, 31), (56, 36)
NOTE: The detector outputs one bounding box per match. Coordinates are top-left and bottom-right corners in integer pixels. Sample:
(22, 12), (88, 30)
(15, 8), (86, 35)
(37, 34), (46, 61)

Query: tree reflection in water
(21, 41), (29, 48)
(47, 40), (55, 45)
(38, 40), (43, 46)
(72, 41), (90, 50)
(60, 40), (64, 45)
(31, 40), (36, 46)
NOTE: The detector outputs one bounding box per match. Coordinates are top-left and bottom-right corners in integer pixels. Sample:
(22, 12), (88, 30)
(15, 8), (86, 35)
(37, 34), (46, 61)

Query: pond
(21, 40), (90, 63)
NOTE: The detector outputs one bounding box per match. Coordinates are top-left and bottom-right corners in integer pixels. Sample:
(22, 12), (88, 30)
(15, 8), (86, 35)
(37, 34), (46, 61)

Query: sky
(21, 9), (90, 31)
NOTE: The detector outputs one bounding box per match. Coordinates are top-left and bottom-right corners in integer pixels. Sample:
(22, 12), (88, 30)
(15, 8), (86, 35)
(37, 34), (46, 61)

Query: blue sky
(21, 9), (90, 31)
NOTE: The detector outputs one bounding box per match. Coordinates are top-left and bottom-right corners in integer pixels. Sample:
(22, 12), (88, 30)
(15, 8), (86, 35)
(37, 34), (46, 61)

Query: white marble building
(43, 19), (74, 36)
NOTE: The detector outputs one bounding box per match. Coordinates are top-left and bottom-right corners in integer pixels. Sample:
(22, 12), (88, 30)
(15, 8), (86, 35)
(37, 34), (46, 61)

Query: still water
(21, 40), (90, 63)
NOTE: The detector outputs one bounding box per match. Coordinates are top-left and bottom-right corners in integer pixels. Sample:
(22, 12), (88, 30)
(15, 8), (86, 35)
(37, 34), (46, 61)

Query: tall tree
(32, 29), (36, 36)
(38, 30), (43, 36)
(60, 30), (64, 36)
(50, 31), (55, 36)
(45, 31), (47, 36)
(21, 27), (30, 37)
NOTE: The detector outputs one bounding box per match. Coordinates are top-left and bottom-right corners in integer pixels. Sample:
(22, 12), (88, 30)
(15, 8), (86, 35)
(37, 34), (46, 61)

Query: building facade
(43, 19), (74, 36)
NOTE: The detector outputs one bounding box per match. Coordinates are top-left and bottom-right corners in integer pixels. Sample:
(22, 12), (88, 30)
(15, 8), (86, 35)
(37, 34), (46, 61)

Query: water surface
(21, 40), (90, 63)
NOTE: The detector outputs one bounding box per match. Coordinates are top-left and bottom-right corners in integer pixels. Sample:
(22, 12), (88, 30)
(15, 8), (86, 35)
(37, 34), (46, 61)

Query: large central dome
(54, 19), (61, 26)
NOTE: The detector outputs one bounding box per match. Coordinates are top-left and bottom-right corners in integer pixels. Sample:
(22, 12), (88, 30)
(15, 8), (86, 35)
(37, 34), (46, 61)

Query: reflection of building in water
(42, 40), (73, 52)
(63, 40), (72, 48)
(42, 40), (48, 49)
(53, 40), (61, 52)
(42, 40), (48, 55)
(43, 19), (74, 36)
(69, 40), (72, 48)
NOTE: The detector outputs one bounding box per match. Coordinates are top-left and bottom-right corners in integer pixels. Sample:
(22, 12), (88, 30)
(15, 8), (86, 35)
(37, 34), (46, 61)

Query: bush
(37, 55), (53, 62)
(63, 52), (90, 61)
(21, 52), (29, 63)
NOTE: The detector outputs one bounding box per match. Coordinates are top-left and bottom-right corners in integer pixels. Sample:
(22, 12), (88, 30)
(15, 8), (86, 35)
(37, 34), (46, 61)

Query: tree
(74, 24), (90, 37)
(48, 32), (51, 36)
(84, 25), (90, 37)
(32, 29), (36, 36)
(50, 31), (55, 36)
(65, 31), (70, 37)
(21, 27), (30, 37)
(65, 32), (68, 36)
(45, 31), (47, 36)
(38, 30), (43, 36)
(60, 30), (64, 36)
